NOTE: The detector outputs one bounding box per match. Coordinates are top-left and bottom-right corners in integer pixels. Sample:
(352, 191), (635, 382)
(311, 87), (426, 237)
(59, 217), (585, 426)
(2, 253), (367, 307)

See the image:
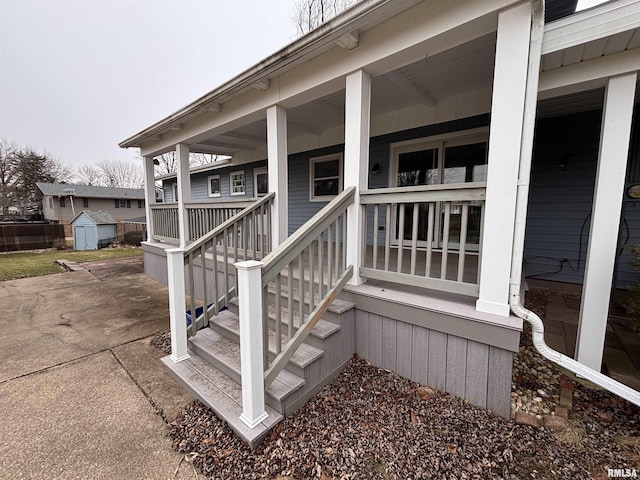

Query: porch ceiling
(189, 33), (498, 156)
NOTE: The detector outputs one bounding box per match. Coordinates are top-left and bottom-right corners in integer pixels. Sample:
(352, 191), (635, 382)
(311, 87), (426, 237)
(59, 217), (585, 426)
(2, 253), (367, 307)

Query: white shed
(71, 210), (117, 250)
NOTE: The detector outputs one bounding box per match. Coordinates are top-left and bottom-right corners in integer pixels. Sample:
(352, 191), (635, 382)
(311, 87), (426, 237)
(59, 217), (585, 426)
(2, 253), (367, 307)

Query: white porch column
(267, 105), (288, 246)
(235, 260), (269, 429)
(576, 72), (637, 370)
(167, 247), (189, 362)
(476, 3), (532, 317)
(142, 156), (155, 242)
(176, 143), (191, 247)
(344, 69), (371, 286)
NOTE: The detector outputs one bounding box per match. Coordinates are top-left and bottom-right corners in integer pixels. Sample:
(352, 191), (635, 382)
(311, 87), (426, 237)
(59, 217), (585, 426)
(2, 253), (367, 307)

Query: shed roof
(36, 182), (144, 199)
(71, 210), (117, 225)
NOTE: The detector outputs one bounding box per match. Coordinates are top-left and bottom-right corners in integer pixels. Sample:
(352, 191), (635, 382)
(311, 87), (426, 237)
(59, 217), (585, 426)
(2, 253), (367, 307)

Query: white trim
(309, 153), (344, 202)
(229, 170), (246, 196)
(207, 174), (221, 197)
(253, 167), (268, 197)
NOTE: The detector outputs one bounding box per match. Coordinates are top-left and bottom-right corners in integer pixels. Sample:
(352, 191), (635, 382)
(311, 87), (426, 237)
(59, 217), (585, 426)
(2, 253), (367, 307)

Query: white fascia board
(542, 0), (640, 55)
(538, 47), (640, 98)
(140, 0), (518, 158)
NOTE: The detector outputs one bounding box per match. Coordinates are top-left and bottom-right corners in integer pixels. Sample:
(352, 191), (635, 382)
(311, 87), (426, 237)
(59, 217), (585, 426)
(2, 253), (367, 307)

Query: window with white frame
(230, 170), (245, 196)
(207, 175), (221, 197)
(253, 167), (268, 196)
(310, 154), (343, 202)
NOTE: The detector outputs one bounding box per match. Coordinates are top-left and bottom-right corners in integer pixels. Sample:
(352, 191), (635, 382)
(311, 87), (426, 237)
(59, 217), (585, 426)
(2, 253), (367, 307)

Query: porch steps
(160, 352), (282, 449)
(163, 290), (356, 449)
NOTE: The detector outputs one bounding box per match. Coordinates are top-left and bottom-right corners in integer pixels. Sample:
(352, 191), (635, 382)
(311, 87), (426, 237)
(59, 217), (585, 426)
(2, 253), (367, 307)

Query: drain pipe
(509, 0), (640, 407)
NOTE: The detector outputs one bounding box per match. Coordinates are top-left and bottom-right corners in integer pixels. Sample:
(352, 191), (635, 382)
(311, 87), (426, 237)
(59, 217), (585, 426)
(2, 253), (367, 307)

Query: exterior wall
(162, 160), (267, 203)
(43, 196), (145, 222)
(526, 106), (640, 290)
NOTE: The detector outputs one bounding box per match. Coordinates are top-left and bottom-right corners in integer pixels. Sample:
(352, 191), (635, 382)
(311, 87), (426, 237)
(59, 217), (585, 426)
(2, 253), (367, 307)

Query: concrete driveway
(0, 256), (200, 479)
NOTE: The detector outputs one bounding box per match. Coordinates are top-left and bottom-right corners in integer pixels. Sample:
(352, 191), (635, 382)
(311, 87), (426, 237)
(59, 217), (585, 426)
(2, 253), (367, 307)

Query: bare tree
(293, 0), (357, 35)
(97, 159), (144, 189)
(151, 152), (230, 176)
(0, 139), (18, 214)
(76, 165), (103, 186)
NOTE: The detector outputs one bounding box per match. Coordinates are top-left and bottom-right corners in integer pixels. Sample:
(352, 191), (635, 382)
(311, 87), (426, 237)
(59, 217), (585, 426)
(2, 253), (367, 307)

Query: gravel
(154, 291), (639, 479)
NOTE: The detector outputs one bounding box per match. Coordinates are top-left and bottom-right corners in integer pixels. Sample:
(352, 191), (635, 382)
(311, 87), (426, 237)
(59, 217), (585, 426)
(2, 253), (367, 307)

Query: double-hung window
(230, 171), (245, 196)
(310, 154), (343, 202)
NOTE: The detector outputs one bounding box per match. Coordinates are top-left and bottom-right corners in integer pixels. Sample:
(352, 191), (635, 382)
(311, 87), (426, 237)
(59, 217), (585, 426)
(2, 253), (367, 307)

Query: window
(230, 170), (245, 196)
(137, 199), (144, 208)
(48, 197), (53, 209)
(310, 154), (343, 202)
(115, 199), (130, 208)
(391, 128), (488, 249)
(82, 198), (89, 208)
(253, 167), (268, 197)
(59, 197), (66, 207)
(172, 183), (178, 202)
(207, 175), (221, 197)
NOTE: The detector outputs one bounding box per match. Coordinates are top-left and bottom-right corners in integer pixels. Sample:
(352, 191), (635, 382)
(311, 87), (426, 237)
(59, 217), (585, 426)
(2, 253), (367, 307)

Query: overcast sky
(0, 0), (295, 170)
(0, 0), (606, 173)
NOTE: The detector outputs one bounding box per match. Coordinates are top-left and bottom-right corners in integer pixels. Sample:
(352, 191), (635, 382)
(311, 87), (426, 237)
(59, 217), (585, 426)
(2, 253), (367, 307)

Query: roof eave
(119, 0), (417, 150)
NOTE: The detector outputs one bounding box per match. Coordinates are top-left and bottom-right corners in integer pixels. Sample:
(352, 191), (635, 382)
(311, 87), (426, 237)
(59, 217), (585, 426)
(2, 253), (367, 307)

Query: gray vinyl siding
(43, 196), (144, 222)
(525, 107), (640, 290)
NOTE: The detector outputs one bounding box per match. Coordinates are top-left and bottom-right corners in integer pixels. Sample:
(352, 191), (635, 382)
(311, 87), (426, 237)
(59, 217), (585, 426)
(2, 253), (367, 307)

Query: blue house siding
(162, 160), (267, 202)
(525, 107), (640, 290)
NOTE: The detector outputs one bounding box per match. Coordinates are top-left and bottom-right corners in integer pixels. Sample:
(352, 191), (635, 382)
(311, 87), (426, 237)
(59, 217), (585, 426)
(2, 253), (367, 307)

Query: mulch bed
(164, 353), (639, 479)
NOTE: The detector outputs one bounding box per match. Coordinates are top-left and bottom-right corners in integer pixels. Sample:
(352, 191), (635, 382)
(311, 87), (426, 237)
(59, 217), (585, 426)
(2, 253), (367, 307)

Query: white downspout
(509, 0), (640, 407)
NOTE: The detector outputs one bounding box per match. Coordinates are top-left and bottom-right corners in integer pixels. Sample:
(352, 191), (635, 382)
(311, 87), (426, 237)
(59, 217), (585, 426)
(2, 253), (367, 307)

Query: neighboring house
(120, 0), (640, 446)
(36, 183), (146, 223)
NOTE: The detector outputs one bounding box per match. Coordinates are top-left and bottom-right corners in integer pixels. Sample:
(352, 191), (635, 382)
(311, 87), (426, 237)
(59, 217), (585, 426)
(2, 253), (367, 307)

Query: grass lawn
(0, 247), (143, 281)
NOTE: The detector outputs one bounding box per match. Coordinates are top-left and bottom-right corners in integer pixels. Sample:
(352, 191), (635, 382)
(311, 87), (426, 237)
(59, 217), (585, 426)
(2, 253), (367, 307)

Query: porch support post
(142, 156), (155, 242)
(476, 3), (532, 317)
(267, 105), (288, 245)
(344, 69), (371, 286)
(576, 72), (637, 370)
(167, 247), (189, 362)
(176, 143), (191, 247)
(235, 260), (269, 429)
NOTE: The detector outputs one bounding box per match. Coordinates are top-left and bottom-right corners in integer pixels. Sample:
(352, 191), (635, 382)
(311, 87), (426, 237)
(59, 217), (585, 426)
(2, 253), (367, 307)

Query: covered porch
(122, 0), (640, 445)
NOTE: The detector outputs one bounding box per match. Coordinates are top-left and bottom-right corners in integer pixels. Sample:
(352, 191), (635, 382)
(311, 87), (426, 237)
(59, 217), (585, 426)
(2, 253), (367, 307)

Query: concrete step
(189, 324), (308, 411)
(161, 353), (282, 450)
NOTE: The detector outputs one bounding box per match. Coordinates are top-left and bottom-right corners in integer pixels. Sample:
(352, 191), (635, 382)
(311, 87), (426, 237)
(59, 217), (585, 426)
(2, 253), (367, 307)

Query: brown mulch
(165, 354), (639, 480)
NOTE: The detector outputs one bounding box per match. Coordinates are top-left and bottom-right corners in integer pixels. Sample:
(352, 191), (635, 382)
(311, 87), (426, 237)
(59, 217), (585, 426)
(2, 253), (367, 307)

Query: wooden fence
(0, 223), (65, 252)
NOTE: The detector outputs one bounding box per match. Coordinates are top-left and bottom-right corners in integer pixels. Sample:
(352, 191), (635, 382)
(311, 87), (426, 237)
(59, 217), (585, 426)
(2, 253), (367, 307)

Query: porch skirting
(341, 282), (522, 419)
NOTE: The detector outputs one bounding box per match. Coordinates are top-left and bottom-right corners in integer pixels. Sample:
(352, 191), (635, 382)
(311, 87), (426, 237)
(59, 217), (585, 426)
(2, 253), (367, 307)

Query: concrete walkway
(0, 256), (202, 479)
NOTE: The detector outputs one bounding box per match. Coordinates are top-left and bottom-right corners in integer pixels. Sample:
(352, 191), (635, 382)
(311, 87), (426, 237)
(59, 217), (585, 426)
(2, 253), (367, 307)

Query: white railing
(166, 194), (274, 363)
(235, 187), (355, 428)
(185, 200), (254, 241)
(360, 183), (485, 296)
(151, 203), (179, 242)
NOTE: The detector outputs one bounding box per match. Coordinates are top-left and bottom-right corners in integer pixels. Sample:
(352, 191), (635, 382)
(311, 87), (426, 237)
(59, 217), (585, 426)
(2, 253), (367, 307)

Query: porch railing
(182, 193), (274, 337)
(150, 203), (179, 242)
(260, 186), (355, 388)
(151, 200), (258, 243)
(185, 200), (254, 241)
(359, 183), (485, 296)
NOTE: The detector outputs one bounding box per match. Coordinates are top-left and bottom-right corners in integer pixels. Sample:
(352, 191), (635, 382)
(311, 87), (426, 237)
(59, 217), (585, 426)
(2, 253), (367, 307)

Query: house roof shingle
(36, 182), (144, 199)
